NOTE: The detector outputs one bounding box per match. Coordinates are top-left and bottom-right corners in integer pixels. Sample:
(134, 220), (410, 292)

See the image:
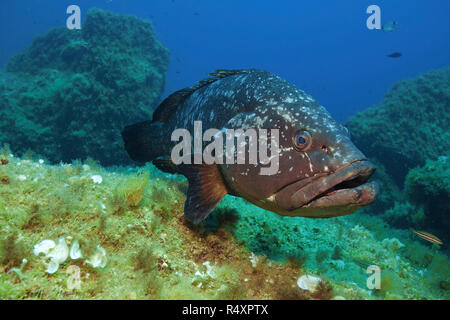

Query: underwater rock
(331, 245), (343, 260)
(0, 8), (170, 166)
(404, 156), (450, 237)
(381, 238), (405, 251)
(440, 280), (450, 291)
(381, 201), (419, 228)
(329, 259), (346, 271)
(346, 67), (450, 188)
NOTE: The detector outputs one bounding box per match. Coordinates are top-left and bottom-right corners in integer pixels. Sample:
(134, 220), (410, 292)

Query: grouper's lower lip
(303, 181), (378, 208)
(275, 160), (377, 210)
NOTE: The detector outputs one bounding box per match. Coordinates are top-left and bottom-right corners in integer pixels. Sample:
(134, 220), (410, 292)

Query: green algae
(211, 196), (450, 299)
(0, 9), (170, 166)
(0, 153), (244, 299)
(112, 171), (150, 210)
(405, 156), (450, 209)
(403, 156), (450, 240)
(0, 150), (449, 300)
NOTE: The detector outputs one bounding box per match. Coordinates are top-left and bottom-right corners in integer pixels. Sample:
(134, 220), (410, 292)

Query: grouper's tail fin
(121, 121), (167, 163)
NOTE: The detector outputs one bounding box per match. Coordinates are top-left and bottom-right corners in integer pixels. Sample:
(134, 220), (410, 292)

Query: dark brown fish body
(122, 69), (378, 223)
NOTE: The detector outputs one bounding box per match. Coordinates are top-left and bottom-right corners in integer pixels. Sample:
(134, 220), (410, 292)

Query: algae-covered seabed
(0, 149), (449, 300)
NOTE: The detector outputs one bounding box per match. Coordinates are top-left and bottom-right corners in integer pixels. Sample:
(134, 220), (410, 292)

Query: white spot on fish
(304, 153), (314, 172)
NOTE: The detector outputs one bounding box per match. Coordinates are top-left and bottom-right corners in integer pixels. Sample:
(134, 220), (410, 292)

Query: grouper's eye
(292, 130), (312, 151)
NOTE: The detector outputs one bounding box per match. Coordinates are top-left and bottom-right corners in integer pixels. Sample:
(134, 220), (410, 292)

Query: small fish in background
(382, 20), (399, 32)
(387, 52), (402, 58)
(411, 229), (443, 246)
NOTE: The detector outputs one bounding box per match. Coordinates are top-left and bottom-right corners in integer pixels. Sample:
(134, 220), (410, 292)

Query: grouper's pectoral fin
(179, 163), (228, 224)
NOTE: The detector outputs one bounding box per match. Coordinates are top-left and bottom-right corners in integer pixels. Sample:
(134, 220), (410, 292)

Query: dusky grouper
(122, 69), (378, 223)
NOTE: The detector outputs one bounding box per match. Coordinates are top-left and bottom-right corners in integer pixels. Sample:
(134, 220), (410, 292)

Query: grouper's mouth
(274, 160), (378, 215)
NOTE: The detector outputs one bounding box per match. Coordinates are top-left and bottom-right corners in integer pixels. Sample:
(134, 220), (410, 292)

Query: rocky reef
(0, 149), (449, 299)
(404, 156), (450, 233)
(0, 9), (170, 166)
(345, 67), (450, 245)
(346, 67), (450, 186)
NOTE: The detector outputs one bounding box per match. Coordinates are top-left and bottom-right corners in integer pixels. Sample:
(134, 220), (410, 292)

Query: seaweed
(112, 171), (149, 210)
(0, 232), (27, 269)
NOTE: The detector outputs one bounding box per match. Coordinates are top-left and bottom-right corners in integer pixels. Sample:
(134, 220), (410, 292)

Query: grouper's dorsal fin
(152, 88), (194, 123)
(152, 69), (255, 123)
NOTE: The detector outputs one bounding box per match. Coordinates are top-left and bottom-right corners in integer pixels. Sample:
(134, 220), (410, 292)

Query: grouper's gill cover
(122, 69), (378, 224)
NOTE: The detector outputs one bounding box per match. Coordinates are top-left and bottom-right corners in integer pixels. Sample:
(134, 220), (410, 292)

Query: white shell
(33, 240), (56, 256)
(45, 261), (59, 274)
(70, 240), (83, 260)
(47, 237), (69, 264)
(194, 270), (203, 277)
(86, 245), (107, 268)
(202, 261), (215, 278)
(297, 275), (322, 292)
(90, 175), (103, 184)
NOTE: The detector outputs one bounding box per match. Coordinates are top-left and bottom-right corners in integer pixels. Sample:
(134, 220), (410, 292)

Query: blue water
(1, 0), (449, 121)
